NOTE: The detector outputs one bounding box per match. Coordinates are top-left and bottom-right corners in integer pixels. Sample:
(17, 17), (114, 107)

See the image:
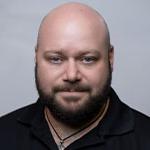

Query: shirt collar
(17, 101), (58, 150)
(17, 88), (135, 146)
(97, 88), (135, 136)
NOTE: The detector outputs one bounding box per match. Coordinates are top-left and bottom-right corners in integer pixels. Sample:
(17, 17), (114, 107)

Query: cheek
(82, 64), (109, 88)
(36, 64), (55, 92)
(37, 63), (65, 90)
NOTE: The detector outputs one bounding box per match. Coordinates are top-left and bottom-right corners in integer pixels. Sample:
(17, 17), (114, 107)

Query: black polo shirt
(0, 88), (150, 150)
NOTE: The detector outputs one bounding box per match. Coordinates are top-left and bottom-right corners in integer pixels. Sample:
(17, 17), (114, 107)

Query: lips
(57, 91), (87, 102)
(59, 91), (85, 95)
(57, 90), (87, 98)
(53, 84), (91, 93)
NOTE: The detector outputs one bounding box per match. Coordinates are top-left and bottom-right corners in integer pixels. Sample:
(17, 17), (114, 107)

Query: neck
(44, 99), (109, 148)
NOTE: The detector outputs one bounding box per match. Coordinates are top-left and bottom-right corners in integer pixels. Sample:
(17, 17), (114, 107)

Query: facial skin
(35, 2), (114, 127)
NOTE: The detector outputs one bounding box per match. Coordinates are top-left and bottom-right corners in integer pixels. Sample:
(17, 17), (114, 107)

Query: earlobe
(109, 45), (114, 72)
(34, 55), (37, 64)
(34, 46), (38, 63)
(35, 45), (38, 53)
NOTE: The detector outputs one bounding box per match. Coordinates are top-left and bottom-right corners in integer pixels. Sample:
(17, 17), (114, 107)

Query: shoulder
(115, 99), (150, 149)
(111, 88), (150, 136)
(131, 107), (150, 130)
(109, 88), (150, 148)
(0, 103), (41, 149)
(132, 108), (150, 139)
(0, 103), (37, 130)
(133, 109), (150, 126)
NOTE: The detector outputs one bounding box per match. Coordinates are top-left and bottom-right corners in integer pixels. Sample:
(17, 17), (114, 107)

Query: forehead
(38, 22), (107, 55)
(38, 11), (108, 51)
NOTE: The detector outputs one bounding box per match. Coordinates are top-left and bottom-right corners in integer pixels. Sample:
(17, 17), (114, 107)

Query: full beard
(35, 63), (112, 128)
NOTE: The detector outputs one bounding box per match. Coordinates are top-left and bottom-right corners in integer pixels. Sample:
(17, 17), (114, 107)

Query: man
(0, 2), (150, 150)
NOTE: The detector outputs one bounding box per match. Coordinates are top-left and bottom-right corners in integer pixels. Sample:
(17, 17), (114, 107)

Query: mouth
(58, 91), (86, 95)
(57, 90), (88, 99)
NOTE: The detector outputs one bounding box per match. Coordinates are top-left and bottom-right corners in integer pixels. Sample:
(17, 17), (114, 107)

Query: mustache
(52, 84), (91, 92)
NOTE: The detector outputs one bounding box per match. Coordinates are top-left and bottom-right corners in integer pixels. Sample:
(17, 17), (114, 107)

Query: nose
(63, 59), (81, 83)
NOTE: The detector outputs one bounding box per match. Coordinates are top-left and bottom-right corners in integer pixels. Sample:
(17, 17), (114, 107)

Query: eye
(81, 56), (97, 64)
(48, 56), (63, 64)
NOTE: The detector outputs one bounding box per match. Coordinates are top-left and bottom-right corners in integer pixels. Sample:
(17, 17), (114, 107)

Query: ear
(34, 45), (38, 64)
(108, 45), (114, 72)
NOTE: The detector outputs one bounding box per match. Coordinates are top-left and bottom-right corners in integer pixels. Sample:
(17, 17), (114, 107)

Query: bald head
(36, 2), (110, 50)
(35, 3), (114, 127)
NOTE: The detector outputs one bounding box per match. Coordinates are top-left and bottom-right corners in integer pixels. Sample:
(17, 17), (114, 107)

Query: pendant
(58, 140), (65, 150)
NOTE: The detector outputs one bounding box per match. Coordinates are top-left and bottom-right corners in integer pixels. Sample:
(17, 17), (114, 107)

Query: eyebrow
(44, 49), (101, 56)
(77, 50), (101, 56)
(44, 50), (63, 55)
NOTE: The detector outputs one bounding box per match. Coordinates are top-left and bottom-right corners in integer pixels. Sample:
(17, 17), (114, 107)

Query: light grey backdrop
(0, 0), (150, 116)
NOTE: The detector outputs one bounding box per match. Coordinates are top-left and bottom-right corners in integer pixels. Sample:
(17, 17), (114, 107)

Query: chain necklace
(45, 99), (109, 150)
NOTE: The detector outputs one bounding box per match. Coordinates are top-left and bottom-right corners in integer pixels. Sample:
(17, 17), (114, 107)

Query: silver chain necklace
(45, 99), (109, 150)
